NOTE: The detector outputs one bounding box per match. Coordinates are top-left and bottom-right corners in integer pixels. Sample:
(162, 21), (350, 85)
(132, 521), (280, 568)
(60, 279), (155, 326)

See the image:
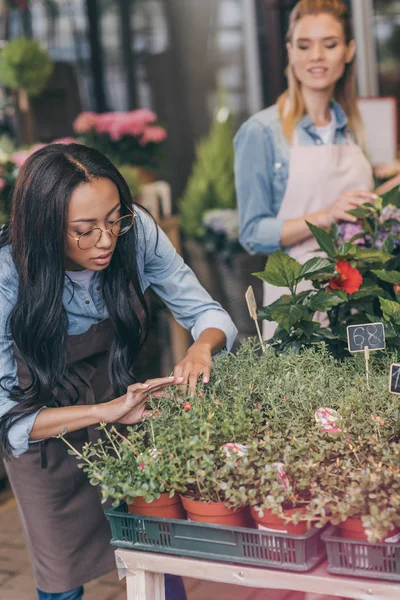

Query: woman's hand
(174, 342), (213, 396)
(319, 190), (378, 227)
(95, 376), (184, 425)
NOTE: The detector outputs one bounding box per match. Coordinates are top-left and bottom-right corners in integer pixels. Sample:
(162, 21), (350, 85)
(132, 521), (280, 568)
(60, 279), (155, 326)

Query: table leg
(126, 569), (165, 600)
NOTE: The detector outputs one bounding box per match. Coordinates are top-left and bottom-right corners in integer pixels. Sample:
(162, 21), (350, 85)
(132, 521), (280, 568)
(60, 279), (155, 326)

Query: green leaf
(347, 206), (374, 219)
(354, 248), (393, 263)
(381, 234), (395, 254)
(381, 184), (400, 208)
(296, 257), (332, 280)
(306, 222), (336, 257)
(350, 282), (385, 300)
(371, 269), (400, 285)
(306, 290), (347, 312)
(267, 295), (309, 332)
(253, 250), (301, 288)
(379, 297), (400, 324)
(336, 242), (357, 257)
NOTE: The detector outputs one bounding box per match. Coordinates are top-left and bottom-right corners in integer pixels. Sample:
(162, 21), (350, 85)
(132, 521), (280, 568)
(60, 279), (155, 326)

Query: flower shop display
(72, 109), (167, 177)
(62, 338), (400, 553)
(254, 185), (400, 357)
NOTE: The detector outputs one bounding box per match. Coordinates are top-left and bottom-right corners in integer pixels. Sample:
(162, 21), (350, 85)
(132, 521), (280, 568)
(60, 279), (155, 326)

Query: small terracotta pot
(339, 518), (400, 542)
(250, 505), (308, 534)
(180, 495), (249, 527)
(128, 492), (186, 519)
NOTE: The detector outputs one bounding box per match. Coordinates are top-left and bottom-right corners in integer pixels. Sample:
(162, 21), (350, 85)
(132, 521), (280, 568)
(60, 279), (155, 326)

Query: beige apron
(5, 319), (119, 593)
(262, 132), (373, 339)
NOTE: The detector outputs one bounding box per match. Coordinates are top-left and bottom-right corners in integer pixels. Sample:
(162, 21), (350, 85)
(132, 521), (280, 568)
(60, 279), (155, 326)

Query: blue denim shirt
(0, 208), (237, 456)
(234, 101), (351, 255)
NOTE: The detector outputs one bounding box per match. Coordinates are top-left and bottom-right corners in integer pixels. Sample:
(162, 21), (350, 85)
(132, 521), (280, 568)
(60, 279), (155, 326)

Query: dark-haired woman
(0, 143), (237, 600)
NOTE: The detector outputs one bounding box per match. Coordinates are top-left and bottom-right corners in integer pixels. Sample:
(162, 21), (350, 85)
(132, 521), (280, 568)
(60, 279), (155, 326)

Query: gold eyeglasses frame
(67, 206), (136, 250)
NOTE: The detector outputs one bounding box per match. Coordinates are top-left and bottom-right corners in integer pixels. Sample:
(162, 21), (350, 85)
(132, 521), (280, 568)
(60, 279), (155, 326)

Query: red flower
(140, 462), (145, 471)
(184, 402), (192, 412)
(328, 261), (363, 294)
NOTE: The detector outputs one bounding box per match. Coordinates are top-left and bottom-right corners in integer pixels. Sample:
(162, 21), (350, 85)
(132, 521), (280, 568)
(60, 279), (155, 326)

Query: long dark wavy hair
(0, 143), (150, 457)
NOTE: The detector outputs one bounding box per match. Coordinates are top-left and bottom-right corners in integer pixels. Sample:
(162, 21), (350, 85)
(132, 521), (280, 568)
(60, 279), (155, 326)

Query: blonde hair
(277, 0), (364, 147)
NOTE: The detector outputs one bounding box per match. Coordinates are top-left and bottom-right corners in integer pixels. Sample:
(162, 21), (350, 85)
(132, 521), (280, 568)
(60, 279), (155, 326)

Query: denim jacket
(0, 208), (237, 456)
(234, 101), (351, 255)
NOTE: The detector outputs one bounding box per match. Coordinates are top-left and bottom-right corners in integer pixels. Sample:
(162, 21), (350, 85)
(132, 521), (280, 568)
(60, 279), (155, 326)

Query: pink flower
(73, 112), (97, 134)
(198, 390), (204, 397)
(184, 402), (192, 412)
(140, 462), (145, 471)
(11, 144), (45, 168)
(222, 443), (248, 458)
(130, 108), (157, 125)
(140, 126), (167, 146)
(0, 178), (6, 191)
(94, 112), (123, 134)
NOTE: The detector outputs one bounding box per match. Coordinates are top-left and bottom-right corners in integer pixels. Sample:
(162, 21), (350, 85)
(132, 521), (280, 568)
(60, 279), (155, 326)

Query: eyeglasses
(67, 209), (135, 250)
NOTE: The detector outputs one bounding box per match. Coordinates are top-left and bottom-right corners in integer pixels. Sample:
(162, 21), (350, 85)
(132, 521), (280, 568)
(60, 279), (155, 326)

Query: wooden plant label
(245, 285), (265, 352)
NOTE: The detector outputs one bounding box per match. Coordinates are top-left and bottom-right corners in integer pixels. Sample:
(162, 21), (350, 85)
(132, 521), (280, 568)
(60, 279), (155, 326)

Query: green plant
(0, 37), (53, 96)
(254, 186), (400, 356)
(179, 103), (236, 240)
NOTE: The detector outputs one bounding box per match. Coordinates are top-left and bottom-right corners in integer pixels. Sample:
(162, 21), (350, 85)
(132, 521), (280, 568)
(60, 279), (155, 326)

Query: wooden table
(114, 549), (400, 600)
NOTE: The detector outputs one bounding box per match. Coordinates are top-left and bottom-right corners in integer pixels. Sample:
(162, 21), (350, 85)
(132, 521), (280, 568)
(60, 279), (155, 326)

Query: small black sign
(390, 363), (400, 395)
(347, 323), (385, 353)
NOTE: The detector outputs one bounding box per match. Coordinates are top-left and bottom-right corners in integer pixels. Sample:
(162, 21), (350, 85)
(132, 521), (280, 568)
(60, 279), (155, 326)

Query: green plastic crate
(106, 504), (326, 571)
(322, 526), (400, 581)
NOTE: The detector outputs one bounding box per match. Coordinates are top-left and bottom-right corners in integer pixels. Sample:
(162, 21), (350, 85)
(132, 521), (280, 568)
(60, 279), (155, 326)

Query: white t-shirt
(65, 269), (95, 294)
(315, 110), (336, 145)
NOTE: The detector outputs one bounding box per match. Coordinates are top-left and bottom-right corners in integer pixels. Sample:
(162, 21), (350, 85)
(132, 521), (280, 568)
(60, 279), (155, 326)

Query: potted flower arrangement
(60, 420), (186, 519)
(72, 109), (167, 179)
(254, 185), (400, 357)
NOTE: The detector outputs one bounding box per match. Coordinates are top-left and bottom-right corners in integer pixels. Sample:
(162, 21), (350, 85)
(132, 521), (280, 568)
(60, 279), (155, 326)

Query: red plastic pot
(180, 495), (249, 526)
(339, 518), (400, 542)
(128, 492), (186, 519)
(250, 505), (308, 534)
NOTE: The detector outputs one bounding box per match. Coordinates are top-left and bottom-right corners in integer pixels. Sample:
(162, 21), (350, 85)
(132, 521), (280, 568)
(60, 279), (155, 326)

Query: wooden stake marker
(346, 323), (385, 388)
(245, 286), (265, 352)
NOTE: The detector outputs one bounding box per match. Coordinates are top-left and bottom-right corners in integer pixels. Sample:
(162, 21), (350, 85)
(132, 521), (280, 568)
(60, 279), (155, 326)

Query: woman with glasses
(0, 143), (237, 600)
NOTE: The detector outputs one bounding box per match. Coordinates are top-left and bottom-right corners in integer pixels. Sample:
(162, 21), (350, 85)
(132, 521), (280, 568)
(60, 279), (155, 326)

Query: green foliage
(179, 104), (236, 239)
(256, 186), (400, 356)
(0, 37), (53, 96)
(60, 340), (400, 540)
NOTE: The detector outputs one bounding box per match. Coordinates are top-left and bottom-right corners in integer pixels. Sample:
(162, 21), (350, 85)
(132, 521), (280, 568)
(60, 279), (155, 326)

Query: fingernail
(142, 383), (149, 388)
(372, 193), (379, 200)
(176, 377), (185, 382)
(203, 376), (209, 383)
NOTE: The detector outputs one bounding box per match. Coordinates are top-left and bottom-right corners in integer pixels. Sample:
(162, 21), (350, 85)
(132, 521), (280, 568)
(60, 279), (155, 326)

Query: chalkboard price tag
(389, 363), (400, 395)
(346, 323), (385, 353)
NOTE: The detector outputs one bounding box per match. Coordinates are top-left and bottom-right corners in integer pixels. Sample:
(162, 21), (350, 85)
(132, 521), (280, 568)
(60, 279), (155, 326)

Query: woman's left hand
(173, 342), (213, 396)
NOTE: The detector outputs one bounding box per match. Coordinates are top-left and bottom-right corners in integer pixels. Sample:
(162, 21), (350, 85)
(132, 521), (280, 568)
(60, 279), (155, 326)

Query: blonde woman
(234, 0), (375, 338)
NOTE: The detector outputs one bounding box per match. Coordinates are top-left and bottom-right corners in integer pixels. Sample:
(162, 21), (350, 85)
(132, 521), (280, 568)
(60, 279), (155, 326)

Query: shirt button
(85, 300), (90, 305)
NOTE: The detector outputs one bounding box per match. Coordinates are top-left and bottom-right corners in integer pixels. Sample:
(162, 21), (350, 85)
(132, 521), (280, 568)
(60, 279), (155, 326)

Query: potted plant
(254, 185), (400, 357)
(72, 109), (167, 180)
(307, 432), (400, 543)
(60, 421), (186, 519)
(0, 37), (53, 145)
(153, 392), (255, 527)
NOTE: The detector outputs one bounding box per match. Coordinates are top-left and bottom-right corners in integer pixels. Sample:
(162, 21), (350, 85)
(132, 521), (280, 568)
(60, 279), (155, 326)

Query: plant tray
(106, 503), (326, 571)
(322, 526), (400, 581)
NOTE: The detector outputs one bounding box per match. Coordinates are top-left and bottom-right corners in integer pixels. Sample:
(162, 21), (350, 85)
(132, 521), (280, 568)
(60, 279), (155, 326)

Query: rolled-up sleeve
(136, 211), (237, 350)
(234, 120), (284, 255)
(0, 274), (42, 456)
